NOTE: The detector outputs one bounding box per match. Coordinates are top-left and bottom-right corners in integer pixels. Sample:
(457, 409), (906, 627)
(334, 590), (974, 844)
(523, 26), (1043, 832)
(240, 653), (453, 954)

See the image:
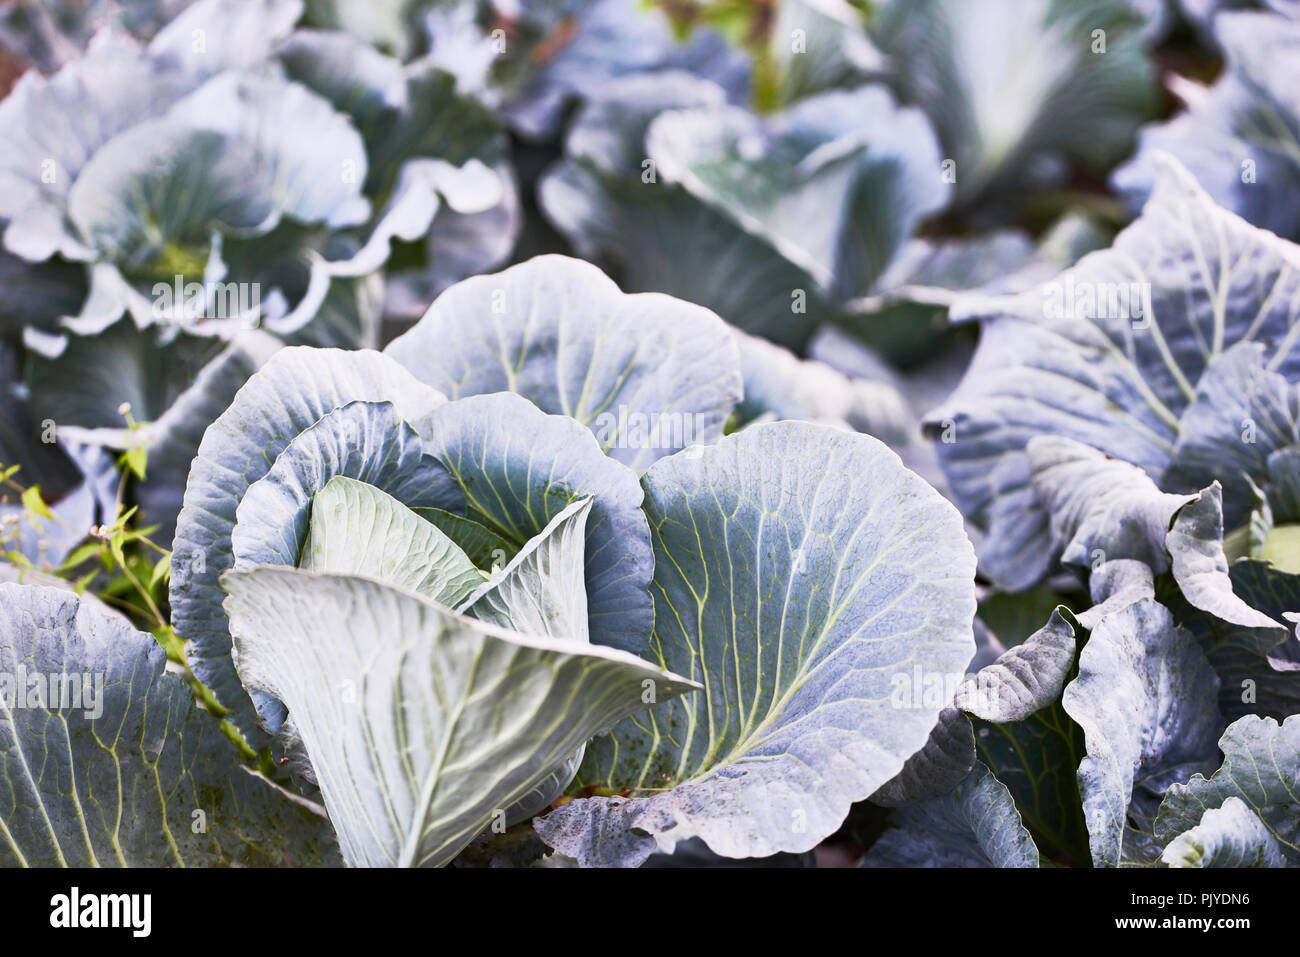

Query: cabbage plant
(539, 67), (1112, 367)
(926, 154), (1300, 746)
(0, 0), (515, 345)
(927, 156), (1300, 593)
(305, 0), (745, 140)
(6, 0), (1300, 877)
(869, 0), (1157, 216)
(1115, 10), (1300, 242)
(540, 72), (952, 352)
(0, 256), (983, 867)
(0, 0), (509, 346)
(0, 0), (516, 548)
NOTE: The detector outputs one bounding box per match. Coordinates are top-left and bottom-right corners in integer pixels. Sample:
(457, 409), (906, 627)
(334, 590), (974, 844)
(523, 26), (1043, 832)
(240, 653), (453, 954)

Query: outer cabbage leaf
(1167, 484), (1291, 629)
(0, 582), (341, 867)
(1025, 431), (1284, 635)
(955, 607), (1077, 723)
(877, 603), (1080, 808)
(862, 763), (1038, 868)
(542, 157), (834, 348)
(1028, 436), (1197, 576)
(534, 422), (977, 865)
(1161, 340), (1300, 528)
(1169, 560), (1300, 721)
(882, 599), (1086, 858)
(645, 85), (949, 303)
(385, 255), (742, 470)
(540, 77), (947, 349)
(870, 706), (976, 808)
(1074, 558), (1155, 629)
(1154, 714), (1300, 863)
(1061, 597), (1223, 866)
(972, 705), (1089, 864)
(968, 574), (1127, 864)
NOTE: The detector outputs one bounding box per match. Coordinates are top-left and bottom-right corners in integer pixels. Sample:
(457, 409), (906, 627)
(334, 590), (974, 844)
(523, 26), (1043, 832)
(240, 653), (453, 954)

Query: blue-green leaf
(645, 85), (949, 302)
(872, 0), (1155, 210)
(1115, 11), (1300, 242)
(1161, 797), (1287, 868)
(0, 582), (341, 867)
(1155, 714), (1300, 863)
(1062, 598), (1223, 867)
(222, 566), (699, 867)
(535, 421), (976, 864)
(386, 256), (742, 470)
(863, 763), (1039, 868)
